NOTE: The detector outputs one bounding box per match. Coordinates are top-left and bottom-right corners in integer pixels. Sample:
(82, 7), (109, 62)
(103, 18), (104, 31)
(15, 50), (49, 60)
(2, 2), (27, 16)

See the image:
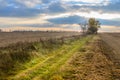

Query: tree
(87, 18), (100, 34)
(0, 29), (2, 32)
(79, 22), (87, 34)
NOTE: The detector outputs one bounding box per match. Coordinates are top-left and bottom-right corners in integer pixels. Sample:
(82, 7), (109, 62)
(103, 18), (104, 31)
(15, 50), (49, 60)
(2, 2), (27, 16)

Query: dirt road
(99, 33), (120, 65)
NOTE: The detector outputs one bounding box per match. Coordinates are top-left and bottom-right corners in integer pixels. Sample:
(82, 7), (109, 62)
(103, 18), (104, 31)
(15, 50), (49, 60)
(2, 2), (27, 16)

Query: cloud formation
(0, 0), (120, 31)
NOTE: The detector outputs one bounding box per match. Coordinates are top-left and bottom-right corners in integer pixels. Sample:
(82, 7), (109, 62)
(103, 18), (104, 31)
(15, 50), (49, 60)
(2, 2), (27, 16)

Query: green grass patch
(10, 35), (93, 80)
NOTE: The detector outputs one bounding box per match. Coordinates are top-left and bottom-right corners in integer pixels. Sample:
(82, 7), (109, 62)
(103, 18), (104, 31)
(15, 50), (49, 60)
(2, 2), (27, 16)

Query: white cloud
(62, 0), (110, 6)
(16, 0), (41, 8)
(75, 11), (120, 19)
(62, 0), (109, 4)
(63, 0), (101, 3)
(43, 11), (120, 20)
(1, 10), (120, 26)
(0, 15), (49, 25)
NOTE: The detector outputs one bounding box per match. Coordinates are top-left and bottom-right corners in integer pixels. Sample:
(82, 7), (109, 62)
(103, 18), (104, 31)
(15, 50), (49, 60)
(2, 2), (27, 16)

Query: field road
(99, 33), (120, 65)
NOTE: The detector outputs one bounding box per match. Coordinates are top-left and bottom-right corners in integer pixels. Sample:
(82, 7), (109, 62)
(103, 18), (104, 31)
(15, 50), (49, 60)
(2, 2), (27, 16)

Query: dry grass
(0, 36), (64, 78)
(59, 36), (115, 80)
(0, 34), (83, 79)
(0, 33), (119, 80)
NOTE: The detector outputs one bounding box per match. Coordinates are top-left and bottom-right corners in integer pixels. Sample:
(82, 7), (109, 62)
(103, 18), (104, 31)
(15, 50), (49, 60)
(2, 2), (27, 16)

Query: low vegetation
(0, 35), (91, 79)
(0, 32), (119, 80)
(59, 36), (114, 80)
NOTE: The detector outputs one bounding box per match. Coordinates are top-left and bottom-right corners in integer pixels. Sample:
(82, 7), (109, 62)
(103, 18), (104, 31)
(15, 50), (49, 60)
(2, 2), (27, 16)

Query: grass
(57, 36), (115, 80)
(5, 35), (93, 80)
(0, 34), (116, 80)
(0, 37), (64, 79)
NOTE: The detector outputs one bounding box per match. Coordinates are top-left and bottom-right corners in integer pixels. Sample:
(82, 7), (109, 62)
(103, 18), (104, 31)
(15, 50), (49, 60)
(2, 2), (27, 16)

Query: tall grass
(0, 35), (81, 77)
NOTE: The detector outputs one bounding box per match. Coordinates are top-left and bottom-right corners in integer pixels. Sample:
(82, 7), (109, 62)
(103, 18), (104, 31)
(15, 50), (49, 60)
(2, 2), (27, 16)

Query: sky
(0, 0), (120, 32)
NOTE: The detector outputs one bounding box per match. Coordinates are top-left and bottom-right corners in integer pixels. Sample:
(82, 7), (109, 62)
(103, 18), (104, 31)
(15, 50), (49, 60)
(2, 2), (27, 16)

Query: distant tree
(79, 22), (87, 34)
(0, 29), (2, 32)
(87, 18), (100, 34)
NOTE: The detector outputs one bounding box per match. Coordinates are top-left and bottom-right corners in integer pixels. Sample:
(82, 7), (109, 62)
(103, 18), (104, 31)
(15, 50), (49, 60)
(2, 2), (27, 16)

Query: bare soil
(99, 33), (120, 79)
(99, 33), (120, 64)
(0, 32), (81, 47)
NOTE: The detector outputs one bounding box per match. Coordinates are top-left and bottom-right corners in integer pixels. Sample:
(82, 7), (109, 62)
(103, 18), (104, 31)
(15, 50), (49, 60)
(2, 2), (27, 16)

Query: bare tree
(79, 21), (88, 34)
(0, 29), (2, 32)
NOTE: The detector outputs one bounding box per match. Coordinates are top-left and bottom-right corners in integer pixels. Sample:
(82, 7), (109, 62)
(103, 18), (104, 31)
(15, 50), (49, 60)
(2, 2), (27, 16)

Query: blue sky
(0, 0), (120, 32)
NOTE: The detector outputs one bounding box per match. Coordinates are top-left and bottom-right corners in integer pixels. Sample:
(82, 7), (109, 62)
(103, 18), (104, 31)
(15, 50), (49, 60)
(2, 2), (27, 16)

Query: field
(0, 32), (120, 80)
(99, 33), (120, 64)
(99, 33), (120, 79)
(0, 31), (81, 47)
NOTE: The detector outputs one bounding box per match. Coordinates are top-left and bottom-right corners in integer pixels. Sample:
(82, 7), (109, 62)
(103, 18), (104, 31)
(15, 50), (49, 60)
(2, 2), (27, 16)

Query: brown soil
(99, 33), (120, 79)
(0, 32), (81, 47)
